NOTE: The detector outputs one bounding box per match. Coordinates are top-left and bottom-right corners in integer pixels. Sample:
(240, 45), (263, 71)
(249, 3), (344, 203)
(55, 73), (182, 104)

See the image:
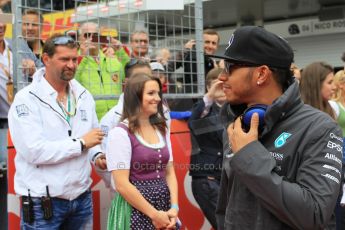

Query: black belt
(22, 189), (91, 201)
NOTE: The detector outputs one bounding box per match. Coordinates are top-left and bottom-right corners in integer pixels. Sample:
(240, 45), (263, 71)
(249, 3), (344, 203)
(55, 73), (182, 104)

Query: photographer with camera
(183, 29), (220, 93)
(75, 22), (128, 120)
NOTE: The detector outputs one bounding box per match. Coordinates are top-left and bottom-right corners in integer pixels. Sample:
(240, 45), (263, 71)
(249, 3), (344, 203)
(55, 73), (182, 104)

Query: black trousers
(191, 177), (220, 229)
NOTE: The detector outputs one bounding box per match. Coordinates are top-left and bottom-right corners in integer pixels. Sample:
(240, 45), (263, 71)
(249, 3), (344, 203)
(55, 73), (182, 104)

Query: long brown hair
(121, 73), (167, 135)
(300, 62), (335, 118)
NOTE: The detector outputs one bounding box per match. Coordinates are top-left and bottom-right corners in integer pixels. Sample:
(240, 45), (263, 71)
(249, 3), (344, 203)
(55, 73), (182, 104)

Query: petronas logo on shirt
(274, 132), (291, 148)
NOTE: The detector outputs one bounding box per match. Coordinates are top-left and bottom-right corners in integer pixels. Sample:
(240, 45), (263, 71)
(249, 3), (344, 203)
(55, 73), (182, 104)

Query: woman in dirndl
(106, 73), (180, 229)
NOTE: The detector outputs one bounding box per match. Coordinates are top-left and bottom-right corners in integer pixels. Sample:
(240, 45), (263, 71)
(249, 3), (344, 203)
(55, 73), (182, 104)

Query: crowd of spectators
(2, 6), (345, 230)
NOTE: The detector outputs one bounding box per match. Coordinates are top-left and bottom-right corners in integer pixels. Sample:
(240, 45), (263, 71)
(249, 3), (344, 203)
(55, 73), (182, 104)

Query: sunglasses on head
(124, 58), (150, 76)
(52, 36), (76, 45)
(65, 30), (78, 41)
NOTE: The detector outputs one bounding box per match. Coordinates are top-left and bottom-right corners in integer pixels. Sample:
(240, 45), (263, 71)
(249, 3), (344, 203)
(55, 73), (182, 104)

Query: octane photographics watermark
(124, 162), (222, 171)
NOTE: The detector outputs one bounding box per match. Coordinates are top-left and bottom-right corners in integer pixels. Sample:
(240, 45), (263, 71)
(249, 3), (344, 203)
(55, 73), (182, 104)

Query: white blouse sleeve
(166, 131), (173, 162)
(106, 126), (132, 171)
(163, 104), (173, 162)
(329, 100), (339, 118)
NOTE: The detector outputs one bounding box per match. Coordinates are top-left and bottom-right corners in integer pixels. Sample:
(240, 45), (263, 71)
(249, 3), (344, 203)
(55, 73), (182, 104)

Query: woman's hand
(151, 210), (170, 229)
(167, 208), (178, 218)
(165, 208), (178, 229)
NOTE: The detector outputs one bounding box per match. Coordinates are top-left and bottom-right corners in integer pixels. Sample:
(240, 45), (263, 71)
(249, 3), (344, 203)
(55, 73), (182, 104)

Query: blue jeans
(21, 190), (93, 230)
(192, 177), (220, 229)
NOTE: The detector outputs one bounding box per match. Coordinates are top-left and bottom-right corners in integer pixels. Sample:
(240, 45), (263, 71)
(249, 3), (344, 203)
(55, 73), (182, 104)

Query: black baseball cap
(209, 26), (294, 69)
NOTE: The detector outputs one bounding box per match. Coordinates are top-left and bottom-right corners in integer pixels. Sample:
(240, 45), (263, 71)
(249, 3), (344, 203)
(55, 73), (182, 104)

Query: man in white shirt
(8, 34), (106, 229)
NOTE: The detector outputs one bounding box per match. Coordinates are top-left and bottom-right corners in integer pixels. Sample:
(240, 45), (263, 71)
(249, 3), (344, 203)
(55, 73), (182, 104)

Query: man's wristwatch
(79, 138), (86, 151)
(73, 138), (86, 152)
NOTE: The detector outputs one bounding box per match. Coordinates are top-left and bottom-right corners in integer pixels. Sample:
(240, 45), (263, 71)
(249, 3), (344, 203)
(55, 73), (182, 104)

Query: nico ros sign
(265, 17), (345, 38)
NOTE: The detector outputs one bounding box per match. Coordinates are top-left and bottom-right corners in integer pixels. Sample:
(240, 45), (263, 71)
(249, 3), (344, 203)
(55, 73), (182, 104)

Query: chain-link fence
(11, 0), (205, 105)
